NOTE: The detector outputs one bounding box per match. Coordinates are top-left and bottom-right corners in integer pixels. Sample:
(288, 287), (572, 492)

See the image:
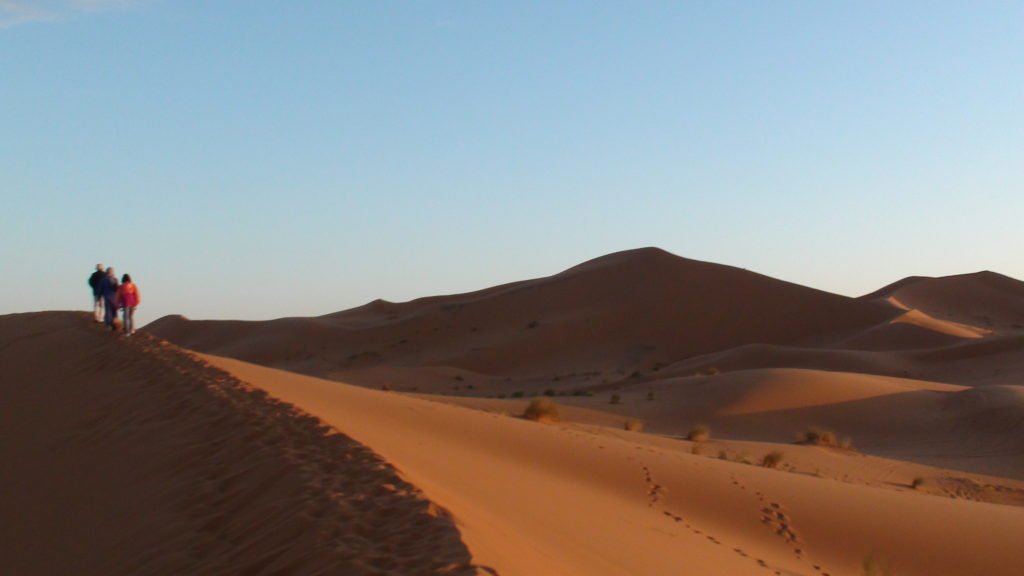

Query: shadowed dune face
(148, 247), (901, 383)
(863, 271), (1024, 333)
(0, 312), (486, 576)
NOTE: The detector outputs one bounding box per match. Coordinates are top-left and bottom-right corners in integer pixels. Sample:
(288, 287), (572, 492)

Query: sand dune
(149, 247), (900, 382)
(9, 248), (1024, 575)
(666, 332), (1024, 387)
(863, 271), (1024, 333)
(429, 367), (1024, 479)
(147, 249), (1024, 401)
(0, 312), (486, 576)
(203, 353), (1024, 576)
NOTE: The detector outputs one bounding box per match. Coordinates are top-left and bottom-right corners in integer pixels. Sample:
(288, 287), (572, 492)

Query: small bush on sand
(687, 424), (710, 443)
(862, 554), (894, 576)
(511, 391), (525, 398)
(911, 476), (926, 490)
(624, 418), (644, 432)
(610, 394), (621, 405)
(523, 397), (560, 423)
(691, 444), (704, 456)
(762, 451), (784, 468)
(543, 389), (556, 397)
(803, 427), (838, 446)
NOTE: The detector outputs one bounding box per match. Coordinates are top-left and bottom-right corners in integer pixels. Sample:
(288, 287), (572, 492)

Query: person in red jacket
(116, 274), (141, 336)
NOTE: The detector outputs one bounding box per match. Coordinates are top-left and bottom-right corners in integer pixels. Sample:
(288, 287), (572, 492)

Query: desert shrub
(571, 389), (594, 397)
(380, 384), (391, 391)
(687, 424), (710, 443)
(803, 427), (837, 446)
(610, 394), (621, 405)
(762, 451), (784, 468)
(911, 476), (925, 490)
(718, 450), (729, 460)
(497, 393), (507, 399)
(624, 418), (644, 432)
(862, 555), (894, 576)
(523, 397), (560, 423)
(691, 444), (704, 456)
(511, 391), (525, 398)
(543, 389), (556, 397)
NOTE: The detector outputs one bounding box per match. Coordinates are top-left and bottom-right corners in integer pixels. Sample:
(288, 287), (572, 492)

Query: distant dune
(149, 247), (902, 379)
(862, 271), (1024, 332)
(143, 248), (1024, 475)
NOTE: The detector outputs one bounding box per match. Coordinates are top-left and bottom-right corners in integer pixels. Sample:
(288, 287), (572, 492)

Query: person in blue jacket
(99, 267), (120, 330)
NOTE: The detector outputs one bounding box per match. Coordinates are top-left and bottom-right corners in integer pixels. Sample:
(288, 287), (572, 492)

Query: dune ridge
(0, 312), (487, 576)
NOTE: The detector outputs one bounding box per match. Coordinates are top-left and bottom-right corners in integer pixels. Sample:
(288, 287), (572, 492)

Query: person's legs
(93, 295), (103, 322)
(104, 298), (117, 328)
(123, 307), (135, 335)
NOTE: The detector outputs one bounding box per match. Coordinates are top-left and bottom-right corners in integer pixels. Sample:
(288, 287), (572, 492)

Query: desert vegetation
(801, 427), (854, 450)
(523, 397), (560, 423)
(762, 451), (784, 468)
(624, 418), (644, 432)
(687, 424), (710, 443)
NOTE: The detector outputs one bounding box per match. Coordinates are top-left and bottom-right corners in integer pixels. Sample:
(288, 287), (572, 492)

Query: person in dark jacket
(99, 267), (120, 330)
(88, 263), (105, 323)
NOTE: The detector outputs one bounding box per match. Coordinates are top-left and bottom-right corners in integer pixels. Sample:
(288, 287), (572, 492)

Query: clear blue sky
(2, 1), (1021, 325)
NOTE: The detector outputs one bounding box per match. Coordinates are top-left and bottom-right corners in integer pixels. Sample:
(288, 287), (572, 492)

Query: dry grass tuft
(862, 554), (894, 576)
(687, 423), (710, 443)
(523, 397), (560, 423)
(761, 451), (784, 468)
(624, 418), (645, 432)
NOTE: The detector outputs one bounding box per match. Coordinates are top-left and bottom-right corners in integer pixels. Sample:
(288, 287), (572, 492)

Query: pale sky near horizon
(2, 1), (1022, 326)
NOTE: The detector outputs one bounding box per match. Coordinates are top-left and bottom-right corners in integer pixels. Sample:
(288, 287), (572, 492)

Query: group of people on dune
(88, 264), (141, 336)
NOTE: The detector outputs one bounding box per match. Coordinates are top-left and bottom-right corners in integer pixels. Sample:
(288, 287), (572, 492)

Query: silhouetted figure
(88, 263), (105, 323)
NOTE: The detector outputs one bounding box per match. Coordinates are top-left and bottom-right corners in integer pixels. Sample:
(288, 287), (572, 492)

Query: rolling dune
(203, 353), (1024, 576)
(0, 312), (486, 576)
(148, 248), (901, 382)
(863, 271), (1024, 333)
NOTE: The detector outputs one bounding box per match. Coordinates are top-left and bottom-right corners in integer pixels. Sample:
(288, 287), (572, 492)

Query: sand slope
(147, 249), (1024, 402)
(863, 271), (1024, 333)
(0, 312), (486, 575)
(148, 248), (900, 382)
(204, 354), (1024, 576)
